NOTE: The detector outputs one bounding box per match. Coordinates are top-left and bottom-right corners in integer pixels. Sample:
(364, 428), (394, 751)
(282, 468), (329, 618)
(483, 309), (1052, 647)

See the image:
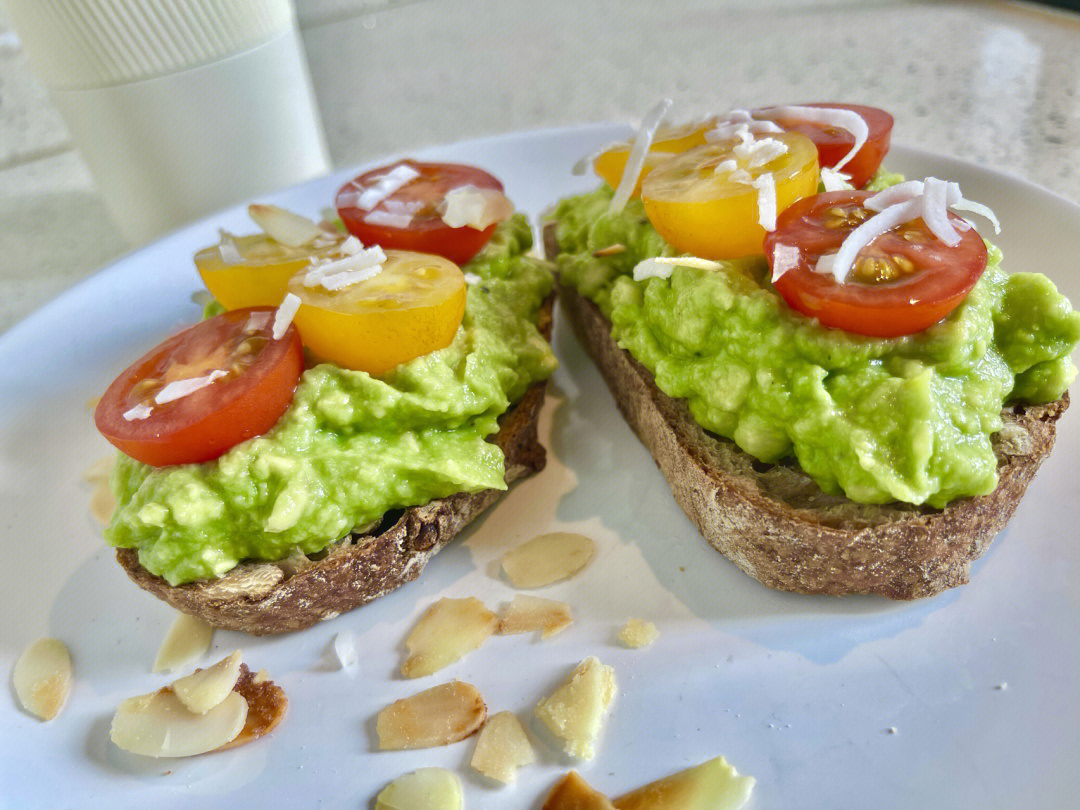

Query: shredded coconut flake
(440, 185), (513, 229)
(771, 243), (800, 282)
(820, 167), (853, 192)
(349, 163), (420, 211)
(304, 246), (387, 290)
(362, 209), (415, 229)
(633, 255), (722, 281)
(463, 272), (482, 285)
(339, 235), (363, 255)
(217, 230), (242, 264)
(572, 138), (631, 176)
(155, 370), (228, 405)
(753, 172), (778, 231)
(609, 98), (673, 214)
(273, 293), (301, 339)
(244, 311), (271, 333)
(762, 105), (868, 172)
(123, 403), (153, 421)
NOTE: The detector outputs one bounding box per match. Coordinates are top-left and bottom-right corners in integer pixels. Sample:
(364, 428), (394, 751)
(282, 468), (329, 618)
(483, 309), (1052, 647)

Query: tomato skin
(336, 160), (503, 265)
(754, 103), (893, 188)
(766, 191), (988, 337)
(95, 308), (304, 467)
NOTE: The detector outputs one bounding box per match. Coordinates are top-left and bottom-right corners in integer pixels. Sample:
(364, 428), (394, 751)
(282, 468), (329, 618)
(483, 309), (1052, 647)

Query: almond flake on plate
(13, 638), (72, 721)
(376, 768), (463, 810)
(172, 650), (243, 714)
(542, 771), (617, 810)
(497, 595), (573, 639)
(502, 532), (595, 588)
(401, 597), (497, 678)
(470, 710), (536, 783)
(377, 681), (487, 750)
(535, 657), (616, 760)
(152, 612), (214, 673)
(612, 756), (755, 810)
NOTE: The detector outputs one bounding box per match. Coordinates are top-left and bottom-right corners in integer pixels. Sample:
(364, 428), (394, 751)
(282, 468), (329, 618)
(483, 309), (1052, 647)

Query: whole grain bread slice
(545, 223), (1068, 599)
(116, 298), (553, 634)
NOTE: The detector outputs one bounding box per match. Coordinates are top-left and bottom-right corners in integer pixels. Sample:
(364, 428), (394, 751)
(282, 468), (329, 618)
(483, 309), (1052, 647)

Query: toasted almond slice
(542, 771), (617, 810)
(153, 613), (214, 673)
(13, 638), (72, 721)
(498, 595), (573, 639)
(377, 681), (487, 750)
(89, 483), (116, 525)
(82, 454), (115, 483)
(248, 203), (324, 247)
(110, 687), (247, 758)
(535, 657), (616, 761)
(401, 597), (497, 679)
(592, 243), (627, 257)
(375, 768), (463, 810)
(217, 664), (288, 750)
(172, 650), (243, 714)
(470, 710), (535, 783)
(612, 756), (756, 810)
(617, 618), (659, 649)
(502, 532), (595, 588)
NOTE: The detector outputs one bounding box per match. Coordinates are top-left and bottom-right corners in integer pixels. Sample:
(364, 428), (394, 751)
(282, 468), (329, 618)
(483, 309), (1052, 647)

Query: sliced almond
(172, 650), (243, 714)
(13, 638), (72, 721)
(542, 771), (617, 810)
(248, 203), (324, 247)
(401, 597), (497, 679)
(535, 657), (616, 761)
(498, 595), (573, 639)
(218, 664), (288, 751)
(375, 768), (463, 810)
(82, 454), (115, 483)
(377, 681), (487, 750)
(153, 612), (213, 673)
(110, 688), (247, 757)
(502, 532), (595, 588)
(90, 483), (116, 525)
(613, 757), (756, 810)
(617, 618), (659, 649)
(470, 710), (535, 783)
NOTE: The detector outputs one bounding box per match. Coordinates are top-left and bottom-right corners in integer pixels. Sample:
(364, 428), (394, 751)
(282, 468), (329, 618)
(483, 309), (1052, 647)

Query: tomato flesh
(753, 103), (893, 188)
(766, 190), (988, 337)
(336, 160), (504, 265)
(95, 308), (304, 466)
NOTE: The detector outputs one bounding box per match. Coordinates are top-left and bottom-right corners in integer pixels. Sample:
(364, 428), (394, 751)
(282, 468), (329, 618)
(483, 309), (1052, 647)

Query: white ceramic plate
(2, 127), (1078, 810)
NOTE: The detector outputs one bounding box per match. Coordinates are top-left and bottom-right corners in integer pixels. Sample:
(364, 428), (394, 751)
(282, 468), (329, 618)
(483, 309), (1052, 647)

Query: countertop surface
(0, 0), (1078, 333)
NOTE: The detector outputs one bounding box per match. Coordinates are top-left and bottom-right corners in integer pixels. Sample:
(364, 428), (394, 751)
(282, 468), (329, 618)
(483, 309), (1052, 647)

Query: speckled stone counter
(0, 0), (1077, 333)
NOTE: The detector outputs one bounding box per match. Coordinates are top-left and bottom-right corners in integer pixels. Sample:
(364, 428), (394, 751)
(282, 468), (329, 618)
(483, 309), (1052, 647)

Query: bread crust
(116, 297), (554, 634)
(547, 223), (1068, 599)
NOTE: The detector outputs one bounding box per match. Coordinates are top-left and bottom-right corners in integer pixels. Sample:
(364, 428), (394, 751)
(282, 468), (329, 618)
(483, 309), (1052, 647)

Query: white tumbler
(4, 0), (330, 244)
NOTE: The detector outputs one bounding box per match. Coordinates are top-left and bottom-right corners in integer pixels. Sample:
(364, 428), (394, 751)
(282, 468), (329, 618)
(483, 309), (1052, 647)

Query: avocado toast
(545, 104), (1080, 598)
(98, 163), (557, 633)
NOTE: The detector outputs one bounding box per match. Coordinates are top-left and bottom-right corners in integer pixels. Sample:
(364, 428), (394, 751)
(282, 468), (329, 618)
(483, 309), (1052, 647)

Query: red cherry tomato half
(336, 160), (504, 265)
(95, 307), (304, 467)
(765, 190), (988, 338)
(754, 103), (893, 188)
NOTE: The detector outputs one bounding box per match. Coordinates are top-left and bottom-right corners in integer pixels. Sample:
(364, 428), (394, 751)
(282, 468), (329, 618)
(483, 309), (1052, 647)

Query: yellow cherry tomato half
(195, 234), (342, 311)
(288, 250), (467, 376)
(592, 119), (718, 196)
(640, 131), (820, 260)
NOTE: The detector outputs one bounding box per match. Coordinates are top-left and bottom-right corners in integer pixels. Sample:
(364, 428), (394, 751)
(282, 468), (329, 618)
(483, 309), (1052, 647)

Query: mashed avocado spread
(108, 216), (557, 585)
(552, 183), (1080, 508)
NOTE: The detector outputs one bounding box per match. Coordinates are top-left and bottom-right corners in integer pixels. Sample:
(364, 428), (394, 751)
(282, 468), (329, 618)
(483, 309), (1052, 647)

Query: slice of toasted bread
(116, 297), (553, 634)
(545, 223), (1068, 599)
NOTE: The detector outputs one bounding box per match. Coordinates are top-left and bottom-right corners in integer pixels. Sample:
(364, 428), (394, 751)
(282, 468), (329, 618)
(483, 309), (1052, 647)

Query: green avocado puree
(551, 183), (1080, 508)
(107, 216), (557, 585)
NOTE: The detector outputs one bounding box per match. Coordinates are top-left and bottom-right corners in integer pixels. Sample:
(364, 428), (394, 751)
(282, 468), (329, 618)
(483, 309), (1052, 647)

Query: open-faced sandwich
(546, 101), (1080, 598)
(95, 160), (557, 633)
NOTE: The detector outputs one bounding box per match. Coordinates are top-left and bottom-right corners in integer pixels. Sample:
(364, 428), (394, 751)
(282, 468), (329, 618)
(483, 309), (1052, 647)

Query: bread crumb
(886, 726), (898, 734)
(617, 618), (658, 649)
(995, 682), (1008, 691)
